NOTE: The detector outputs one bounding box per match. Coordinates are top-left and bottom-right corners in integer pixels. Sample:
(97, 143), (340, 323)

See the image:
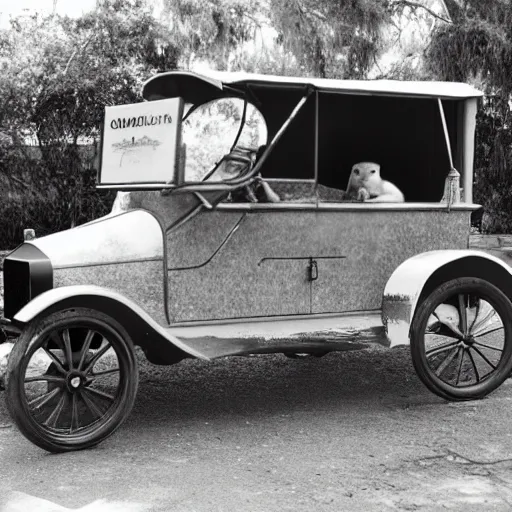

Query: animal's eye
(370, 170), (376, 174)
(353, 168), (360, 175)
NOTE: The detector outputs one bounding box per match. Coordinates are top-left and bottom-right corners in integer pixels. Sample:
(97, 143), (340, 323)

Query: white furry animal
(346, 162), (404, 203)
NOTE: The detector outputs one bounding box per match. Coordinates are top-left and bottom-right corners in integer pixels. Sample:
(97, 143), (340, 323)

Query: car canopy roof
(142, 71), (482, 203)
(142, 70), (483, 103)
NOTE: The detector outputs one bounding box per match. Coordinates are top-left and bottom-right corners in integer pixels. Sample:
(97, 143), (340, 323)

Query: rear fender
(382, 250), (512, 348)
(13, 286), (210, 363)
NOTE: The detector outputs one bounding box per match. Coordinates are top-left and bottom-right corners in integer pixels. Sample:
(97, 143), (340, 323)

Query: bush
(473, 103), (512, 234)
(0, 148), (115, 249)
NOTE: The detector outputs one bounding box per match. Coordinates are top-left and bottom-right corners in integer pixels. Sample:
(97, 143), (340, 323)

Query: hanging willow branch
(391, 0), (452, 24)
(427, 18), (512, 95)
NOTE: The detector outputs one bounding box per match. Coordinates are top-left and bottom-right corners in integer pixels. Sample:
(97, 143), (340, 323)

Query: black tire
(5, 308), (138, 452)
(410, 277), (512, 401)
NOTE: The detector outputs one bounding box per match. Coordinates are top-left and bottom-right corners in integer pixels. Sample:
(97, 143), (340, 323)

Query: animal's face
(351, 162), (381, 186)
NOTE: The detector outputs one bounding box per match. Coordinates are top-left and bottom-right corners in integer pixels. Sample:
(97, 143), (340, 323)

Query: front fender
(382, 250), (512, 348)
(13, 285), (210, 362)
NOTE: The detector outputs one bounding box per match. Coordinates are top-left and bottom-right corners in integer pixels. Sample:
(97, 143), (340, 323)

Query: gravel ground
(2, 345), (512, 511)
(2, 244), (512, 510)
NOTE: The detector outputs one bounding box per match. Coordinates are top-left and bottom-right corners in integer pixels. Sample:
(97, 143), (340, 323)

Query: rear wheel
(6, 308), (138, 452)
(410, 277), (512, 401)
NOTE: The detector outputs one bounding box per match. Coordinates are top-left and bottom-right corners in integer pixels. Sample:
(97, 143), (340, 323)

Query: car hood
(29, 209), (164, 269)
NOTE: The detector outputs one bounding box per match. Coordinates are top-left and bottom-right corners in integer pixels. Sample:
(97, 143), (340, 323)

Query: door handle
(308, 258), (318, 281)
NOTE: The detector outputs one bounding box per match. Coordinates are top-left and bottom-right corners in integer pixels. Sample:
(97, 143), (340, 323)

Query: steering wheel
(201, 146), (257, 183)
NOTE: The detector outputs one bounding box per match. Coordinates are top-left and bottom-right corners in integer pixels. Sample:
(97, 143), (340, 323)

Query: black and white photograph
(1, 0), (512, 510)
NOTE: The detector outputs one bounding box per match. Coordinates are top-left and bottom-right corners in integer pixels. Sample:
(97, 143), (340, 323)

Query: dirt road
(2, 346), (512, 511)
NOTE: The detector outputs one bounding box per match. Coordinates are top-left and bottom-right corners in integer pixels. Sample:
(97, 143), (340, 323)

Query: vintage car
(3, 71), (512, 453)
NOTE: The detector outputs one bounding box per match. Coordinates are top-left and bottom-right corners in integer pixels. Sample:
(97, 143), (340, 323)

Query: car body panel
(12, 285), (209, 360)
(31, 209), (164, 268)
(26, 209), (169, 325)
(170, 311), (386, 357)
(52, 260), (168, 326)
(12, 285), (387, 358)
(166, 205), (473, 323)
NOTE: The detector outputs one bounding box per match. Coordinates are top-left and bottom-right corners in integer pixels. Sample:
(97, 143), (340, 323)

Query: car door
(166, 206), (314, 323)
(309, 206), (472, 314)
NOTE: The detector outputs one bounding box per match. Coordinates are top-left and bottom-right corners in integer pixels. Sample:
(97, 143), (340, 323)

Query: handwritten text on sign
(110, 114), (173, 130)
(100, 97), (183, 186)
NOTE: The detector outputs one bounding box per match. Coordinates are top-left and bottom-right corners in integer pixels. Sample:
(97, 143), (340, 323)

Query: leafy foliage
(472, 103), (512, 233)
(265, 0), (390, 78)
(428, 19), (512, 96)
(182, 98), (266, 182)
(426, 0), (512, 233)
(159, 0), (403, 78)
(0, 0), (510, 246)
(161, 0), (266, 70)
(0, 0), (180, 246)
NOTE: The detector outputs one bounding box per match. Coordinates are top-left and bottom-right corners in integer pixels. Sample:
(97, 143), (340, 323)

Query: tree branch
(392, 0), (452, 24)
(63, 48), (79, 76)
(0, 167), (45, 199)
(63, 33), (95, 75)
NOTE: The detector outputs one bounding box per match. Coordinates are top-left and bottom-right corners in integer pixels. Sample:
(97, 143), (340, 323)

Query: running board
(166, 312), (389, 359)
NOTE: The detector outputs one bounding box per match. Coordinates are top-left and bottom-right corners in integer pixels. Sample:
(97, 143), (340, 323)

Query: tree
(0, 0), (181, 244)
(203, 0), (450, 79)
(161, 0), (391, 79)
(0, 0), (508, 245)
(425, 0), (512, 232)
(158, 0), (268, 71)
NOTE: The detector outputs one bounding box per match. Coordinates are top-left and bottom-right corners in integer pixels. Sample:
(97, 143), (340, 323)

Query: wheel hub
(70, 376), (81, 388)
(462, 335), (475, 347)
(66, 371), (86, 392)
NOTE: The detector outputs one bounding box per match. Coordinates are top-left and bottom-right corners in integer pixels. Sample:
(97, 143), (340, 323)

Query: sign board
(98, 97), (184, 187)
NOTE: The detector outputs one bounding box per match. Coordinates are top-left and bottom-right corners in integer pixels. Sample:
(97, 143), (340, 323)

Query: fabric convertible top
(142, 70), (484, 104)
(141, 71), (481, 203)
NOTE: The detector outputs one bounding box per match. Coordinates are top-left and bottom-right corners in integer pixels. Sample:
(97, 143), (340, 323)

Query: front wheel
(410, 278), (512, 401)
(5, 308), (138, 452)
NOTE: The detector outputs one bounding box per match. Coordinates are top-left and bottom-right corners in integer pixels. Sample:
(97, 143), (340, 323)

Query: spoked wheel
(6, 308), (138, 452)
(411, 278), (512, 401)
